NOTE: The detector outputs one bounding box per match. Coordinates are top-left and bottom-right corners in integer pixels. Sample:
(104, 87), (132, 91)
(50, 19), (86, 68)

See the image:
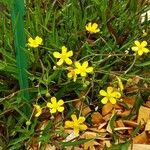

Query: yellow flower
(131, 41), (149, 56)
(75, 61), (93, 77)
(28, 36), (42, 48)
(53, 46), (73, 66)
(65, 114), (87, 135)
(99, 86), (121, 104)
(47, 97), (64, 113)
(85, 22), (100, 34)
(34, 104), (42, 117)
(67, 67), (77, 82)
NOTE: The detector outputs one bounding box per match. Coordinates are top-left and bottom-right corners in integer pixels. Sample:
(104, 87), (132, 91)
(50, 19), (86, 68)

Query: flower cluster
(53, 46), (93, 82)
(34, 97), (64, 117)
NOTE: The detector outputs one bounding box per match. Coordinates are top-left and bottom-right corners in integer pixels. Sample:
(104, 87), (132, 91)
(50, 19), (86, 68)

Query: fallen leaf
(123, 120), (138, 128)
(115, 119), (124, 128)
(122, 96), (136, 108)
(45, 144), (56, 150)
(91, 112), (104, 125)
(133, 131), (148, 144)
(145, 119), (150, 131)
(82, 132), (100, 150)
(102, 102), (114, 116)
(137, 106), (150, 125)
(128, 144), (150, 150)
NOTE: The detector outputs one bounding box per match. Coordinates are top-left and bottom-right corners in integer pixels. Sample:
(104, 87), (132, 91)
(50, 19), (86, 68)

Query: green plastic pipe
(11, 0), (30, 115)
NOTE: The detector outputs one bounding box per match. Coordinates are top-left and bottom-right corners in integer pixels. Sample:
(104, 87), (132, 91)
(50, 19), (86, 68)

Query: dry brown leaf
(122, 96), (136, 108)
(118, 110), (131, 117)
(115, 120), (124, 128)
(81, 132), (100, 150)
(133, 131), (148, 144)
(128, 144), (150, 150)
(114, 127), (132, 131)
(98, 122), (107, 130)
(123, 120), (138, 128)
(137, 106), (150, 125)
(102, 102), (114, 116)
(103, 113), (112, 122)
(73, 101), (91, 116)
(91, 112), (104, 125)
(145, 100), (150, 108)
(145, 119), (150, 131)
(45, 144), (56, 150)
(82, 106), (92, 116)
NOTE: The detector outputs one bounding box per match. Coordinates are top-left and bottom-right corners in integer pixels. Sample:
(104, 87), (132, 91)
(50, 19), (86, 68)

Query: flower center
(80, 67), (86, 73)
(61, 53), (67, 59)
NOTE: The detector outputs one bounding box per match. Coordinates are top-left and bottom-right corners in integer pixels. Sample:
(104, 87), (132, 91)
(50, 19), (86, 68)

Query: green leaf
(135, 61), (150, 67)
(105, 141), (130, 150)
(134, 93), (143, 113)
(60, 138), (92, 147)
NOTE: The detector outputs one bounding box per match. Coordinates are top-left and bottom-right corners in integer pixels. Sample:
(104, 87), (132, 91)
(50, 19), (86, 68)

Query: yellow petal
(79, 124), (87, 131)
(50, 108), (57, 113)
(53, 52), (61, 58)
(57, 100), (64, 106)
(82, 61), (88, 68)
(99, 90), (107, 96)
(28, 37), (34, 43)
(47, 102), (53, 108)
(141, 41), (147, 47)
(86, 67), (93, 73)
(138, 50), (143, 56)
(67, 72), (72, 78)
(94, 28), (100, 33)
(92, 23), (98, 29)
(143, 48), (149, 53)
(75, 68), (80, 74)
(74, 127), (79, 135)
(35, 111), (41, 117)
(73, 74), (77, 82)
(51, 97), (57, 104)
(67, 51), (73, 57)
(81, 72), (86, 77)
(135, 41), (140, 46)
(57, 59), (64, 66)
(57, 106), (64, 112)
(65, 121), (74, 127)
(62, 46), (67, 54)
(65, 58), (72, 65)
(75, 61), (81, 69)
(112, 92), (121, 98)
(131, 46), (138, 51)
(35, 36), (42, 44)
(107, 87), (113, 94)
(109, 97), (116, 104)
(71, 114), (78, 122)
(101, 97), (108, 104)
(78, 116), (85, 123)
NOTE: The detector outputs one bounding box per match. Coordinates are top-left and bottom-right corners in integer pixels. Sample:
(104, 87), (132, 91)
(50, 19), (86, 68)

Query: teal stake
(11, 0), (30, 114)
